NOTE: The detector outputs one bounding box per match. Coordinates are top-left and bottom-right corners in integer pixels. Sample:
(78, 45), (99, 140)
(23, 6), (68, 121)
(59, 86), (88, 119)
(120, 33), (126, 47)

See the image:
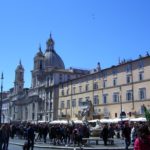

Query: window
(20, 72), (23, 78)
(66, 88), (69, 95)
(140, 105), (145, 114)
(46, 77), (50, 86)
(50, 102), (52, 110)
(103, 80), (107, 88)
(50, 91), (52, 99)
(13, 114), (15, 120)
(93, 82), (98, 90)
(126, 90), (133, 101)
(67, 74), (70, 80)
(103, 94), (108, 104)
(93, 75), (97, 81)
(98, 73), (101, 80)
(72, 99), (76, 107)
(32, 113), (35, 120)
(93, 95), (99, 105)
(61, 101), (65, 109)
(113, 92), (119, 103)
(59, 74), (62, 81)
(61, 89), (64, 96)
(32, 103), (35, 111)
(46, 102), (48, 111)
(72, 87), (76, 94)
(85, 96), (90, 101)
(14, 106), (16, 112)
(79, 86), (82, 93)
(85, 84), (89, 92)
(94, 109), (98, 114)
(139, 88), (146, 100)
(67, 100), (70, 109)
(138, 61), (144, 69)
(46, 115), (48, 121)
(126, 75), (132, 83)
(78, 98), (83, 106)
(139, 71), (144, 81)
(39, 60), (43, 69)
(126, 64), (132, 72)
(25, 107), (28, 120)
(113, 78), (117, 86)
(112, 69), (118, 75)
(50, 74), (53, 82)
(103, 71), (107, 78)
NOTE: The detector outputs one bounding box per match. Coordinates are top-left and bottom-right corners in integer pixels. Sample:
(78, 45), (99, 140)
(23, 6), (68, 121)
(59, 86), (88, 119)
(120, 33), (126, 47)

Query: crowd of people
(0, 122), (90, 150)
(0, 121), (150, 150)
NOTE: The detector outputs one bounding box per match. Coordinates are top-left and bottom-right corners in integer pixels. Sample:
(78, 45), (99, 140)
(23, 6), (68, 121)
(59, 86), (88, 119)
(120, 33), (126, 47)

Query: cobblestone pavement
(9, 137), (133, 150)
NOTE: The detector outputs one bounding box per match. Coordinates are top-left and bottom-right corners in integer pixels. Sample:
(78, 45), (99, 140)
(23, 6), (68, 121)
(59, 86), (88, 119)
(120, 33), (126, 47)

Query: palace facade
(58, 55), (150, 121)
(2, 35), (150, 123)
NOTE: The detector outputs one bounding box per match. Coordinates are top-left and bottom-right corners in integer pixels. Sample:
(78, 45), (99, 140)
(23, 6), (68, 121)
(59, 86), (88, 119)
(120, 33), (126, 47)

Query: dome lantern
(44, 34), (65, 69)
(46, 33), (55, 52)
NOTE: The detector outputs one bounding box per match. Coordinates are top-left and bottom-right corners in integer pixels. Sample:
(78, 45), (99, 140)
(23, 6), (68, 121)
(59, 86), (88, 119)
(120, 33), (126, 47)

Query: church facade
(2, 35), (89, 123)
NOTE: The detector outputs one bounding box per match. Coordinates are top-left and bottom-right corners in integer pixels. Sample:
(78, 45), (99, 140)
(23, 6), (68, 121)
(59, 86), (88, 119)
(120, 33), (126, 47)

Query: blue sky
(0, 0), (150, 91)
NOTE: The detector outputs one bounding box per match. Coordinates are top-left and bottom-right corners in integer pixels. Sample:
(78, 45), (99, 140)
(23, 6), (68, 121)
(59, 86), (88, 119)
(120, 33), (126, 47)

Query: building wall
(58, 56), (150, 120)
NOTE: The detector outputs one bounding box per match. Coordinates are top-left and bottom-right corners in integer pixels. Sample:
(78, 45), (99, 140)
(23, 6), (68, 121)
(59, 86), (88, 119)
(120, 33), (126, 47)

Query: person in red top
(134, 124), (150, 150)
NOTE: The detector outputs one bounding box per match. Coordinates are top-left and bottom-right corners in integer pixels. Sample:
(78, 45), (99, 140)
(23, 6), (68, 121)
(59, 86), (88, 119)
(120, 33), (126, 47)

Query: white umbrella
(88, 119), (100, 123)
(72, 120), (83, 124)
(111, 118), (129, 123)
(49, 120), (70, 124)
(100, 118), (112, 123)
(130, 117), (146, 122)
(122, 118), (130, 121)
(112, 118), (121, 123)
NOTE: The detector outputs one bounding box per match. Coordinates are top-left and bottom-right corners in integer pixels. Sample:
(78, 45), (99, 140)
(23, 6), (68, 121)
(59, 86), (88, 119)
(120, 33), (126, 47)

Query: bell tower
(14, 60), (24, 94)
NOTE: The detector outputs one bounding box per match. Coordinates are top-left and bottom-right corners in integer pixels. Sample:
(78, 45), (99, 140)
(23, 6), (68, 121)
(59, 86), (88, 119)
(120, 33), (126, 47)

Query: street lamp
(0, 72), (4, 125)
(119, 86), (123, 123)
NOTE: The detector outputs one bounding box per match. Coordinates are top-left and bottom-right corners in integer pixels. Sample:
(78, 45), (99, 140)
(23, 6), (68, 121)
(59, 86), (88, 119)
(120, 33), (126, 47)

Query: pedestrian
(27, 124), (35, 150)
(101, 124), (109, 146)
(134, 124), (150, 150)
(0, 125), (3, 150)
(131, 123), (139, 145)
(4, 124), (10, 150)
(43, 124), (48, 143)
(108, 124), (115, 144)
(122, 122), (131, 150)
(1, 124), (8, 150)
(73, 126), (81, 147)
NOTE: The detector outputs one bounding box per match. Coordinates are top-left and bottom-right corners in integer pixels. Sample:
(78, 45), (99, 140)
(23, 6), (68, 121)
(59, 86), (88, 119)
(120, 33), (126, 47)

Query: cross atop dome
(39, 44), (42, 52)
(19, 59), (22, 66)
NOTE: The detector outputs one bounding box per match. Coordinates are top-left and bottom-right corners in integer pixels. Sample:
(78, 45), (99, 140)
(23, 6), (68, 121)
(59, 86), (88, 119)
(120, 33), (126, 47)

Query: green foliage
(143, 105), (150, 122)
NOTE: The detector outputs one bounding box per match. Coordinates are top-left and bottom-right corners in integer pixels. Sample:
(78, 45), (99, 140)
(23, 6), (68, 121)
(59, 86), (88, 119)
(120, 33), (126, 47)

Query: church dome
(44, 34), (65, 69)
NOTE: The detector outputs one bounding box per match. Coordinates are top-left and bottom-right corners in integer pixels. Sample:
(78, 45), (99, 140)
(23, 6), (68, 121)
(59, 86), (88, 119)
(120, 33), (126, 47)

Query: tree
(143, 104), (150, 122)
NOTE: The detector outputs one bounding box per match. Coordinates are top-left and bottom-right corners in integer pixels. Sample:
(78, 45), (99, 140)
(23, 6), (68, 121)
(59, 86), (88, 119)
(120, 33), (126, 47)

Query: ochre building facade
(58, 56), (150, 120)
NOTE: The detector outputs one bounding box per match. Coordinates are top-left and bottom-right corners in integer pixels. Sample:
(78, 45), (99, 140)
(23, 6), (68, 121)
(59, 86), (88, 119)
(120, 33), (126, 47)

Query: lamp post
(119, 86), (123, 123)
(0, 72), (4, 125)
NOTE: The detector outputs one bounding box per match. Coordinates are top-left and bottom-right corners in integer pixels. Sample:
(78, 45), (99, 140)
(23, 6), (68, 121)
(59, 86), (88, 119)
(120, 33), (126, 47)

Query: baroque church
(3, 34), (89, 123)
